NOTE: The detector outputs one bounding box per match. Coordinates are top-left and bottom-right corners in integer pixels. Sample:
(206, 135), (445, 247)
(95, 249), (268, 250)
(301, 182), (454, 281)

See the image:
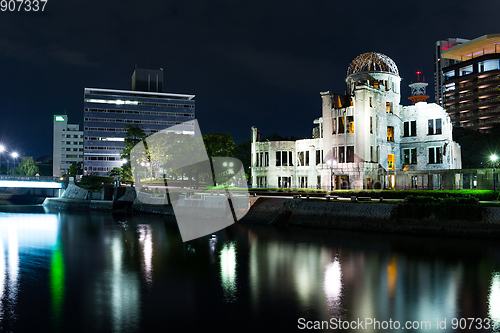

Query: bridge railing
(0, 175), (65, 182)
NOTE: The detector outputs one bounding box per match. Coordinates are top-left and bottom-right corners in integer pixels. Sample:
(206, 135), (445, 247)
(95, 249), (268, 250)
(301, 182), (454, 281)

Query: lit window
(459, 65), (473, 76)
(387, 126), (394, 142)
(386, 102), (393, 113)
(444, 70), (455, 80)
(479, 59), (500, 73)
(347, 116), (354, 133)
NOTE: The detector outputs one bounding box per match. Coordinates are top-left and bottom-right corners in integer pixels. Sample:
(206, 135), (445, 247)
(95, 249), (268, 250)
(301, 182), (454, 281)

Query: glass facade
(83, 88), (195, 175)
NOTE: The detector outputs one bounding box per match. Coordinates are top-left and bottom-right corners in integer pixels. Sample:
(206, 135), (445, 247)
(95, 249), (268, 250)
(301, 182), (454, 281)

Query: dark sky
(0, 0), (498, 160)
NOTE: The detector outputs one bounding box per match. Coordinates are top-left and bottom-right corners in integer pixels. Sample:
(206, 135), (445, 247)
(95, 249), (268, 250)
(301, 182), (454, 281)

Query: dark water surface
(1, 205), (500, 332)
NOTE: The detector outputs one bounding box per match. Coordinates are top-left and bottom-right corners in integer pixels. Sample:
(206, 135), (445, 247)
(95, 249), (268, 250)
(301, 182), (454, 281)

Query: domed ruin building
(251, 52), (462, 190)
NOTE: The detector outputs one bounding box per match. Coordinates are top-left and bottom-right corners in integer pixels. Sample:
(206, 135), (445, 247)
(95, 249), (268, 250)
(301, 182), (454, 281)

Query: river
(0, 205), (500, 332)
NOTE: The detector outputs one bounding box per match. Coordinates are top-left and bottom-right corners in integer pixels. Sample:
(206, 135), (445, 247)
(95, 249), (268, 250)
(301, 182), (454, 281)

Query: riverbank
(259, 198), (500, 238)
(43, 184), (500, 238)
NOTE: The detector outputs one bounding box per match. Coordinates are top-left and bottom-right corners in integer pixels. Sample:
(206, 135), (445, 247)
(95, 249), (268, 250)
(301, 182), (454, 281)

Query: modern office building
(53, 115), (84, 177)
(434, 38), (469, 106)
(83, 68), (195, 175)
(252, 52), (462, 190)
(442, 34), (500, 132)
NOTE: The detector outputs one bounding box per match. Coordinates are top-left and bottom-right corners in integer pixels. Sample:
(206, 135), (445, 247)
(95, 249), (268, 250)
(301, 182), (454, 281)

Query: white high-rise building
(52, 115), (84, 177)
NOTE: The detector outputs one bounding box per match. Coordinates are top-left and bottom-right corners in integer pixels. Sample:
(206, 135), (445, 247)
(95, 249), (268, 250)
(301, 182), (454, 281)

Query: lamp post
(11, 152), (18, 171)
(491, 154), (498, 192)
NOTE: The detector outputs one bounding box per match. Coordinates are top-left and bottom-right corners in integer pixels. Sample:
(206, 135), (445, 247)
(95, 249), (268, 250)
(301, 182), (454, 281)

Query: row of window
(84, 156), (121, 161)
(84, 100), (195, 109)
(85, 108), (194, 117)
(331, 117), (441, 137)
(388, 119), (442, 141)
(62, 134), (83, 139)
(84, 117), (193, 126)
(63, 141), (83, 145)
(84, 166), (113, 172)
(444, 59), (500, 80)
(64, 148), (84, 152)
(401, 147), (443, 165)
(84, 146), (123, 151)
(85, 121), (194, 131)
(257, 146), (443, 167)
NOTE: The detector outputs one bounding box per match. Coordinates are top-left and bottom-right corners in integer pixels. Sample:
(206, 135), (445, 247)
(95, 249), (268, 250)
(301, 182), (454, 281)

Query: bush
(329, 189), (496, 201)
(396, 195), (482, 221)
(78, 175), (114, 191)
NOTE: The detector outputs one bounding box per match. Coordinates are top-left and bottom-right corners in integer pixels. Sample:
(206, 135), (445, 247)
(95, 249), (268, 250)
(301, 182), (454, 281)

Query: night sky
(0, 0), (498, 160)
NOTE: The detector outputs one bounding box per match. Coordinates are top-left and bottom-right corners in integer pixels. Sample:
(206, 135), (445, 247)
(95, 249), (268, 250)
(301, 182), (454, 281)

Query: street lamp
(11, 152), (18, 170)
(491, 154), (498, 191)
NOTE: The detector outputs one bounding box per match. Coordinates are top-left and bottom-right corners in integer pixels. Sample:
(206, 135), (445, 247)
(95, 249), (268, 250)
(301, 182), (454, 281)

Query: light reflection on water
(0, 208), (500, 331)
(220, 242), (237, 302)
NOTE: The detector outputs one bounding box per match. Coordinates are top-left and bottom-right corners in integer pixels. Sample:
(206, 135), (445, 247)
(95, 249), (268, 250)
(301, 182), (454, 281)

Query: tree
(203, 133), (238, 158)
(121, 125), (147, 181)
(12, 157), (39, 176)
(69, 162), (83, 177)
(108, 167), (125, 178)
(453, 125), (500, 168)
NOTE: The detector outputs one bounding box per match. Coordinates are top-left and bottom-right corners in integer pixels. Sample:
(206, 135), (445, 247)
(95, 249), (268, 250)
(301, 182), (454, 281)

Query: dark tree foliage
(453, 124), (500, 168)
(264, 133), (299, 141)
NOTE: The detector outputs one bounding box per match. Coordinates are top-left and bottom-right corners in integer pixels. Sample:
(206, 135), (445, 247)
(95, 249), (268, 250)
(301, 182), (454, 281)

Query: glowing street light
(491, 154), (498, 192)
(11, 152), (19, 170)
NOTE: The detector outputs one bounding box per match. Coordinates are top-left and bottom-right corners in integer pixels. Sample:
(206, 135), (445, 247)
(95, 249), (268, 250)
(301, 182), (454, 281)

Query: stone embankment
(241, 197), (500, 238)
(44, 186), (500, 238)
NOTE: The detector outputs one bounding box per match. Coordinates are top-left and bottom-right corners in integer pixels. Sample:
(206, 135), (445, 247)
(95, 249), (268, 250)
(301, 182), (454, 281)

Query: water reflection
(220, 242), (237, 302)
(138, 224), (154, 286)
(489, 272), (500, 328)
(1, 208), (500, 332)
(0, 232), (4, 321)
(324, 256), (342, 314)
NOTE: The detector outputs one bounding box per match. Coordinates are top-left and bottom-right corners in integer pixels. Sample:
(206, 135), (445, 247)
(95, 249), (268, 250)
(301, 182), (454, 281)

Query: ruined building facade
(251, 52), (462, 190)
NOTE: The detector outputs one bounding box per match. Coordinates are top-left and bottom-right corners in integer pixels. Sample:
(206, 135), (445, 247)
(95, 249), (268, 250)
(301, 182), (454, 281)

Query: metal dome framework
(347, 52), (399, 77)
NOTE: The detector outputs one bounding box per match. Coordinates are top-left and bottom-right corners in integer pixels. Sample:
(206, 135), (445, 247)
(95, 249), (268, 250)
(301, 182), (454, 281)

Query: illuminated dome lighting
(347, 52), (399, 77)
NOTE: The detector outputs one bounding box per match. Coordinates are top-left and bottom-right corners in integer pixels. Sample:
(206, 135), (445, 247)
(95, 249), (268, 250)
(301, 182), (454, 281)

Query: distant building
(252, 52), (462, 190)
(442, 33), (500, 132)
(434, 38), (469, 106)
(53, 115), (84, 177)
(83, 68), (195, 176)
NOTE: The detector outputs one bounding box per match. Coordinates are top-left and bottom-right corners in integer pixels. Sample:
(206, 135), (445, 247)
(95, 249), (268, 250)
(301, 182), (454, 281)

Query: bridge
(0, 176), (66, 199)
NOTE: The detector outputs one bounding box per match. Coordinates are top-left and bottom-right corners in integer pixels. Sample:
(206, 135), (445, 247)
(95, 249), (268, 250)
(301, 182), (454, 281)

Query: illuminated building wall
(83, 81), (195, 176)
(251, 52), (462, 189)
(442, 34), (500, 132)
(53, 115), (84, 177)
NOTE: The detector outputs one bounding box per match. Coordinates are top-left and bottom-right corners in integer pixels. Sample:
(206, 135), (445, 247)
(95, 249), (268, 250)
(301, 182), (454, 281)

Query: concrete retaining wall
(61, 184), (89, 199)
(263, 199), (500, 238)
(43, 198), (113, 211)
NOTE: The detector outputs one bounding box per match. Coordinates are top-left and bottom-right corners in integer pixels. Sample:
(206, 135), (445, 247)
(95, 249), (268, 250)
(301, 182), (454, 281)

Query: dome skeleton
(347, 52), (399, 77)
